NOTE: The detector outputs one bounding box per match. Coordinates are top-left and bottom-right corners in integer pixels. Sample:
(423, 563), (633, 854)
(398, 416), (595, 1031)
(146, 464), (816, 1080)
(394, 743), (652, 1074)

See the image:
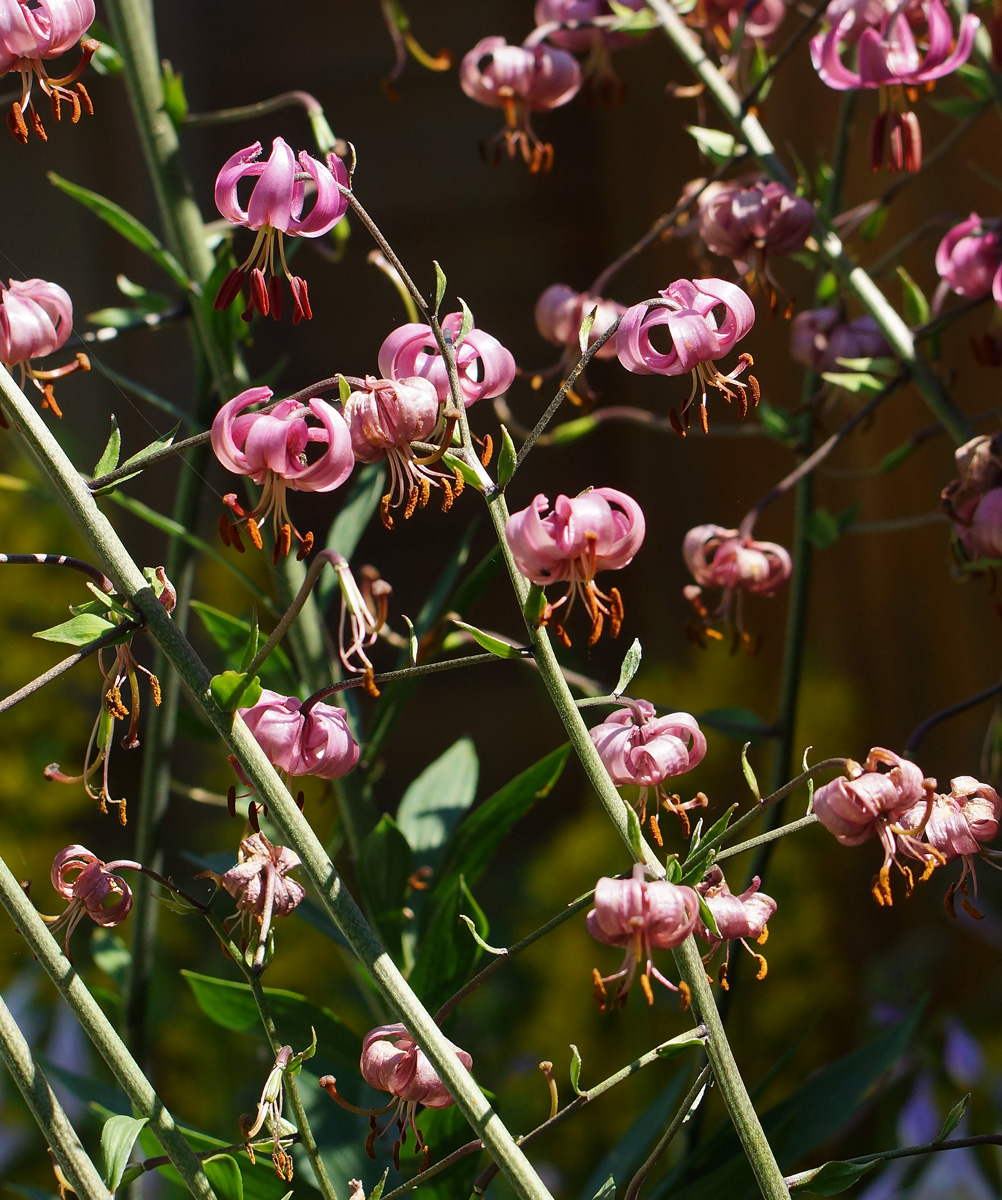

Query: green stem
(0, 853), (217, 1199)
(0, 366), (554, 1200)
(0, 992), (111, 1200)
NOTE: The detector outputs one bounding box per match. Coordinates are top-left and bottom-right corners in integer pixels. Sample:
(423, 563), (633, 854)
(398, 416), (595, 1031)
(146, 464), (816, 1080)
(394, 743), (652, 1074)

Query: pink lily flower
(589, 700), (707, 839)
(213, 138), (349, 323)
(949, 487), (1002, 561)
(935, 214), (1002, 303)
(587, 864), (700, 1009)
(810, 0), (979, 171)
(534, 283), (626, 360)
(942, 435), (1002, 560)
(695, 0), (788, 46)
(506, 486), (645, 645)
(812, 747), (939, 904)
(42, 845), (136, 954)
(345, 374), (467, 528)
(695, 866), (777, 987)
(0, 0), (97, 143)
(789, 305), (888, 372)
(377, 311), (515, 408)
(237, 688), (359, 782)
(532, 0), (649, 102)
(221, 833), (305, 971)
(212, 386), (354, 559)
(616, 278), (758, 434)
(0, 277), (88, 418)
(459, 34), (580, 170)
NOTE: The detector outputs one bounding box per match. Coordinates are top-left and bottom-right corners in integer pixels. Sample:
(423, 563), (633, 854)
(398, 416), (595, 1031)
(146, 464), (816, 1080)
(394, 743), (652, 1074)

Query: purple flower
(812, 748), (939, 904)
(377, 311), (515, 408)
(789, 306), (888, 372)
(213, 138), (349, 323)
(589, 700), (707, 838)
(345, 374), (467, 528)
(696, 866), (777, 987)
(221, 833), (306, 970)
(941, 434), (1002, 551)
(43, 845), (135, 954)
(616, 278), (758, 433)
(587, 864), (700, 1009)
(532, 0), (649, 101)
(534, 283), (625, 360)
(237, 689), (359, 781)
(935, 214), (1002, 301)
(0, 0), (97, 142)
(697, 179), (814, 280)
(0, 278), (88, 417)
(506, 487), (645, 645)
(950, 487), (1002, 561)
(212, 386), (354, 558)
(459, 34), (580, 170)
(696, 0), (788, 44)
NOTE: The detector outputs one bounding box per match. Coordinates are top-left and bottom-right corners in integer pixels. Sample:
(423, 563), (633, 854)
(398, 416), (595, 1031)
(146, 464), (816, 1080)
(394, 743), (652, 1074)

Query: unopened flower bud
(238, 689), (359, 781)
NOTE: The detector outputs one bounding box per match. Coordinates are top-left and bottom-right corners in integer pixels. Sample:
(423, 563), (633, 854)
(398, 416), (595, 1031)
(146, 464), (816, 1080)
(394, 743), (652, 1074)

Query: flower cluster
(532, 0), (649, 100)
(934, 214), (1002, 364)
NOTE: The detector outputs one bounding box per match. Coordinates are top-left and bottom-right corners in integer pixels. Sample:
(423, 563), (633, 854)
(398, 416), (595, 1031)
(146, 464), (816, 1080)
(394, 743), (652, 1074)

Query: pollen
(247, 520), (264, 551)
(754, 953), (768, 981)
(640, 973), (655, 1006)
(678, 980), (692, 1012)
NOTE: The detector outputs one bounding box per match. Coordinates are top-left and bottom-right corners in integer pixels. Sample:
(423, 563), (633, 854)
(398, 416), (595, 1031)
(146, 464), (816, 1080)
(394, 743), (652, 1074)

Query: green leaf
(497, 423), (517, 488)
(86, 21), (123, 75)
(788, 1159), (881, 1195)
(665, 856), (682, 883)
(451, 619), (526, 659)
(740, 742), (760, 800)
(896, 266), (930, 327)
(608, 0), (664, 26)
(578, 305), (596, 354)
(116, 423), (181, 474)
(368, 1169), (390, 1200)
(879, 440), (916, 474)
(409, 875), (488, 1011)
(210, 670), (262, 712)
(101, 1114), (148, 1190)
(203, 1154), (244, 1200)
(91, 929), (130, 989)
(569, 1044), (584, 1095)
(614, 638), (642, 695)
(459, 912), (505, 953)
(337, 374), (351, 404)
(656, 1036), (706, 1060)
(161, 60), (189, 127)
(697, 894), (721, 940)
(397, 737), (479, 870)
(805, 502), (859, 550)
(815, 271), (839, 302)
(191, 603), (296, 693)
(356, 814), (414, 958)
(956, 61), (992, 100)
(456, 296), (474, 346)
(820, 370), (886, 394)
(48, 172), (191, 291)
(94, 416), (121, 477)
(928, 94), (987, 120)
(591, 1177), (617, 1200)
(33, 612), (121, 647)
(859, 206), (888, 242)
(757, 401), (796, 444)
(626, 804), (645, 860)
(433, 260), (447, 315)
(548, 415), (598, 444)
(686, 125), (746, 164)
(938, 1091), (970, 1140)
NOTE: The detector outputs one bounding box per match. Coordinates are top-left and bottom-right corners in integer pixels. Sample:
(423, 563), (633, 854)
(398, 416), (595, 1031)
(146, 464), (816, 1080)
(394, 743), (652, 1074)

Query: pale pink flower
(534, 283), (626, 360)
(459, 34), (580, 170)
(237, 689), (359, 782)
(213, 138), (349, 323)
(222, 833), (305, 970)
(212, 386), (354, 558)
(345, 375), (466, 528)
(0, 0), (97, 142)
(812, 747), (938, 904)
(789, 306), (888, 372)
(506, 487), (645, 645)
(616, 278), (758, 434)
(696, 866), (776, 987)
(697, 179), (814, 281)
(589, 700), (707, 837)
(587, 864), (700, 1009)
(377, 311), (515, 408)
(0, 277), (88, 417)
(43, 845), (135, 954)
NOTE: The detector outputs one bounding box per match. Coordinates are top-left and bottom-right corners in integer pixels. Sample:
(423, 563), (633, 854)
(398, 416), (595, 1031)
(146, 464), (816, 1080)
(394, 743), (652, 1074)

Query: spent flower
(42, 844), (136, 954)
(221, 833), (306, 970)
(0, 278), (88, 418)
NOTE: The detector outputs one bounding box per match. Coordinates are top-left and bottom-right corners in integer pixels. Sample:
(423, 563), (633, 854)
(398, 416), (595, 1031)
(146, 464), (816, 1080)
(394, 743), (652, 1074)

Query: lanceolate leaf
(33, 612), (123, 647)
(356, 814), (414, 958)
(396, 737), (479, 870)
(93, 415), (121, 478)
(101, 1114), (148, 1190)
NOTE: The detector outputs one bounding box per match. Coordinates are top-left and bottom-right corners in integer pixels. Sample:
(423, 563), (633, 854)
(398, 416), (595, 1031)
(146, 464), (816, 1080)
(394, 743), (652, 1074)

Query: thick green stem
(0, 992), (111, 1200)
(0, 366), (553, 1200)
(0, 854), (217, 1200)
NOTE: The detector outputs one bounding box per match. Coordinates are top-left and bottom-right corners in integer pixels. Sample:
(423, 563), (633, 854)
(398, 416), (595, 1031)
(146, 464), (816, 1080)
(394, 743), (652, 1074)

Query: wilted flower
(534, 283), (626, 360)
(345, 375), (466, 528)
(810, 0), (979, 171)
(616, 278), (758, 434)
(377, 311), (515, 408)
(240, 1045), (301, 1182)
(682, 524), (792, 649)
(696, 866), (777, 988)
(789, 306), (888, 373)
(589, 700), (707, 839)
(0, 278), (88, 418)
(506, 486), (645, 645)
(42, 845), (135, 954)
(221, 833), (305, 970)
(949, 486), (1002, 561)
(213, 137), (349, 323)
(459, 34), (581, 170)
(212, 386), (354, 560)
(0, 0), (98, 143)
(942, 434), (1002, 560)
(237, 689), (359, 782)
(587, 864), (700, 1009)
(812, 747), (939, 904)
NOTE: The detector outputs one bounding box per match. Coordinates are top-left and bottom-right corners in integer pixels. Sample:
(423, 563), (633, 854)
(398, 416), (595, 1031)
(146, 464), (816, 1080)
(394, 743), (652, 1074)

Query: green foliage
(686, 126), (745, 163)
(497, 424), (517, 488)
(209, 670), (262, 712)
(450, 619), (525, 659)
(33, 611), (125, 648)
(805, 502), (860, 550)
(191, 602), (297, 694)
(614, 638), (642, 695)
(409, 874), (488, 1010)
(788, 1158), (881, 1194)
(396, 737), (479, 870)
(101, 1114), (148, 1190)
(356, 814), (414, 958)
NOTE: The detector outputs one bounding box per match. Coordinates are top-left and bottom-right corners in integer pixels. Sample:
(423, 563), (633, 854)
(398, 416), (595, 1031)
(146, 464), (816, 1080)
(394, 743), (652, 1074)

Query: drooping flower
(810, 0), (979, 172)
(237, 689), (359, 782)
(589, 701), (707, 839)
(695, 866), (777, 988)
(212, 386), (354, 559)
(587, 864), (700, 1009)
(345, 375), (466, 528)
(459, 34), (581, 170)
(693, 0), (788, 47)
(682, 524), (792, 649)
(534, 283), (626, 360)
(616, 278), (758, 434)
(789, 305), (889, 373)
(506, 486), (645, 645)
(42, 845), (135, 954)
(942, 434), (1002, 561)
(0, 0), (98, 143)
(221, 833), (306, 970)
(532, 0), (649, 101)
(377, 311), (516, 408)
(948, 486), (1002, 561)
(812, 747), (939, 904)
(901, 775), (1001, 916)
(0, 278), (88, 418)
(214, 138), (350, 323)
(935, 214), (1002, 303)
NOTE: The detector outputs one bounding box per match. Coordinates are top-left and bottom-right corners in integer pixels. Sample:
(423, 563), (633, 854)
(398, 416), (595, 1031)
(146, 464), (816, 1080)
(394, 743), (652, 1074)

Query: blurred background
(2, 1), (1002, 1196)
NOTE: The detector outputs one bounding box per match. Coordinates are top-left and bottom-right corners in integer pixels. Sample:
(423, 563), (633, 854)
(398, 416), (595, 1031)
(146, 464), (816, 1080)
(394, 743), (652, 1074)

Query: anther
(719, 962), (729, 991)
(218, 515), (232, 547)
(150, 674), (162, 706)
(41, 385), (62, 419)
(698, 402), (709, 435)
(669, 408), (686, 438)
(7, 102), (28, 143)
(229, 523), (247, 553)
(648, 814), (663, 847)
(29, 105), (47, 141)
(440, 478), (454, 513)
(756, 924), (769, 946)
(77, 83), (93, 115)
(50, 90), (62, 122)
(452, 466), (465, 498)
(379, 495), (395, 530)
(609, 587), (624, 638)
(295, 790), (305, 811)
(276, 524), (292, 561)
(640, 973), (655, 1006)
(363, 668), (381, 699)
(749, 375), (761, 406)
(480, 434), (494, 466)
(247, 521), (263, 551)
(754, 953), (768, 980)
(591, 966), (608, 1012)
(248, 801), (261, 833)
(297, 530), (314, 561)
(68, 90), (82, 123)
(418, 477), (432, 509)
